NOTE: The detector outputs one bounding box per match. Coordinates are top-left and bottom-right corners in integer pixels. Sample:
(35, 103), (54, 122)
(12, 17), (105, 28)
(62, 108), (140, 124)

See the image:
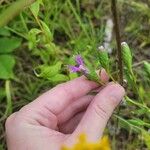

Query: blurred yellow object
(62, 134), (111, 150)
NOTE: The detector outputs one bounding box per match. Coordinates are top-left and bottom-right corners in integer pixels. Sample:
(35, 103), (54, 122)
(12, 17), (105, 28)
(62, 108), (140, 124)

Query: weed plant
(0, 0), (150, 149)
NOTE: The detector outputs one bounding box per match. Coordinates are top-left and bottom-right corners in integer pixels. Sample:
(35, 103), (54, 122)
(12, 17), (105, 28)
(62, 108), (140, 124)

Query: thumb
(72, 83), (125, 142)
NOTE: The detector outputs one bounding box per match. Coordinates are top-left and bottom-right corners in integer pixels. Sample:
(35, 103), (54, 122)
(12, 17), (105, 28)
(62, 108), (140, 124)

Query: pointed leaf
(34, 61), (62, 78)
(0, 37), (21, 53)
(0, 55), (15, 79)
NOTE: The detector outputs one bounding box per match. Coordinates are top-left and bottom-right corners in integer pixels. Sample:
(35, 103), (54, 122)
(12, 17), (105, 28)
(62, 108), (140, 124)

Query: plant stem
(4, 80), (12, 116)
(0, 0), (36, 27)
(125, 96), (150, 113)
(111, 0), (123, 85)
(133, 60), (150, 67)
(5, 26), (27, 39)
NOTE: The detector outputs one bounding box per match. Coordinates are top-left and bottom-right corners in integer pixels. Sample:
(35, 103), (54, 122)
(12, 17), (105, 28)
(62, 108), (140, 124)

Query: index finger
(27, 69), (108, 115)
(33, 76), (98, 114)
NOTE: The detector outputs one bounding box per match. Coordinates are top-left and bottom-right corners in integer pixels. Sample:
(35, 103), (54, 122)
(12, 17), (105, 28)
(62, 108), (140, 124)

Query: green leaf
(28, 28), (41, 37)
(27, 28), (41, 49)
(0, 27), (11, 36)
(34, 61), (62, 78)
(48, 74), (69, 83)
(40, 21), (53, 42)
(0, 37), (21, 53)
(128, 119), (150, 128)
(144, 61), (150, 78)
(0, 55), (15, 79)
(30, 1), (40, 17)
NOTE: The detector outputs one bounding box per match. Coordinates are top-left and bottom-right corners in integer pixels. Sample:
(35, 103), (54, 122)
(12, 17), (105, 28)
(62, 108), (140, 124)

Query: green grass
(0, 0), (150, 149)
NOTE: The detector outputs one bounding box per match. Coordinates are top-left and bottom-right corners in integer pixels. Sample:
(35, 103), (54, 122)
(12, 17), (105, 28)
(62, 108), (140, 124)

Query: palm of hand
(6, 75), (124, 150)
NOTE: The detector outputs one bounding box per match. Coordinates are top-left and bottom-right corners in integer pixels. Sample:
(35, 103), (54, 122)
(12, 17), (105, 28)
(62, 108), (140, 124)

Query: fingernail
(100, 68), (109, 82)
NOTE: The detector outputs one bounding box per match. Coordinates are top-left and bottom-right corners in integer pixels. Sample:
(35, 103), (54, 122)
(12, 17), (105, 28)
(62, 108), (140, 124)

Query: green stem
(5, 26), (27, 39)
(0, 0), (36, 27)
(129, 70), (141, 101)
(4, 80), (12, 116)
(125, 96), (150, 113)
(20, 13), (29, 32)
(107, 70), (116, 82)
(114, 114), (143, 132)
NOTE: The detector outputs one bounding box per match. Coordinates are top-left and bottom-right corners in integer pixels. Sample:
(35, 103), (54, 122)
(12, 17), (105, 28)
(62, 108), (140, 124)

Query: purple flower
(75, 55), (84, 66)
(69, 55), (88, 74)
(68, 66), (81, 72)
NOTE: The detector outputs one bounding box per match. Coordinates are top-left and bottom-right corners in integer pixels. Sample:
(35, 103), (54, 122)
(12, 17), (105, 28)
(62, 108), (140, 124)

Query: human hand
(5, 71), (125, 150)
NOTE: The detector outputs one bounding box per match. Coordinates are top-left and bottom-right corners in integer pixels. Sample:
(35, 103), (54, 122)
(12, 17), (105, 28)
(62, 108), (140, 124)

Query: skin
(5, 71), (125, 150)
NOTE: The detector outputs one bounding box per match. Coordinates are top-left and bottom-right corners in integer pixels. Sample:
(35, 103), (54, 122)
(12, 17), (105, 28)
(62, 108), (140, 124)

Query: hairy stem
(111, 0), (123, 85)
(0, 0), (36, 27)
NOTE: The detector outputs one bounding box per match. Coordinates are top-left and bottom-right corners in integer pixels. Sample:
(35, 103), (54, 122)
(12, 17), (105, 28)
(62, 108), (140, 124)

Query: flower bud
(121, 42), (132, 72)
(97, 46), (110, 71)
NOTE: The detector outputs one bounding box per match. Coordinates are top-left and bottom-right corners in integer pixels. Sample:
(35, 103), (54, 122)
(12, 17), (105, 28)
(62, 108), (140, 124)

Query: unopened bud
(97, 46), (110, 72)
(121, 42), (132, 72)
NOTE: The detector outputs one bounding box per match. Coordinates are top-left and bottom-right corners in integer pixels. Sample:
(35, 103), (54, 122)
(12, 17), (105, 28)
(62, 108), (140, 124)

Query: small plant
(0, 0), (150, 149)
(68, 41), (150, 149)
(68, 55), (100, 83)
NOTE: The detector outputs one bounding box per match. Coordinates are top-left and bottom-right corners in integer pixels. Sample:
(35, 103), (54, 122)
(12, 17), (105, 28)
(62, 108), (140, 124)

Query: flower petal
(79, 65), (89, 74)
(68, 66), (81, 72)
(75, 55), (84, 65)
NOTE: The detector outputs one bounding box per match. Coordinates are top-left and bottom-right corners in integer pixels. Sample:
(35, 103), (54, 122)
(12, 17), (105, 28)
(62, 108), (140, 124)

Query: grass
(0, 0), (150, 149)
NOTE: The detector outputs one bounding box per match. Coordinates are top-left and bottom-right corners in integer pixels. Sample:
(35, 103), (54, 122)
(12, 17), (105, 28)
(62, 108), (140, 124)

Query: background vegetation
(0, 0), (150, 149)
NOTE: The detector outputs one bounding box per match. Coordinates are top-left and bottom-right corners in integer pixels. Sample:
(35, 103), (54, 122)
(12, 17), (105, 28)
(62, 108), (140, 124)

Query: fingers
(30, 76), (98, 115)
(72, 83), (125, 142)
(99, 68), (109, 83)
(17, 76), (99, 129)
(58, 95), (94, 124)
(59, 112), (84, 134)
(17, 70), (108, 129)
(24, 69), (108, 115)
